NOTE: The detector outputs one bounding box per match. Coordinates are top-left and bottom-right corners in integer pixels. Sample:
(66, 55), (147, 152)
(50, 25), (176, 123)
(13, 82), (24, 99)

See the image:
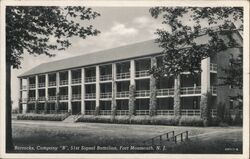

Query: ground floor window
(157, 98), (173, 110)
(135, 99), (149, 110)
(47, 103), (56, 113)
(72, 102), (81, 114)
(27, 103), (35, 113)
(85, 101), (96, 110)
(117, 100), (128, 110)
(100, 101), (111, 110)
(181, 96), (200, 109)
(59, 102), (68, 112)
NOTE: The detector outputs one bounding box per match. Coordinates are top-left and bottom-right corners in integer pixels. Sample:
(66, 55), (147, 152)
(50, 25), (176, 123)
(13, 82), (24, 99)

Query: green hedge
(17, 113), (69, 121)
(76, 115), (111, 123)
(178, 116), (204, 126)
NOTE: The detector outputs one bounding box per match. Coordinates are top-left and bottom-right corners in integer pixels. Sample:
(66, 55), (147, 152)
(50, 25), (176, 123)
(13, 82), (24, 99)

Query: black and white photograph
(0, 0), (249, 158)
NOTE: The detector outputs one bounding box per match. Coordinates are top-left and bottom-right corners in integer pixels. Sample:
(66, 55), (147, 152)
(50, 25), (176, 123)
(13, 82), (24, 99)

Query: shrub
(151, 116), (179, 125)
(76, 115), (112, 123)
(17, 113), (69, 121)
(113, 116), (130, 124)
(179, 116), (204, 126)
(129, 116), (151, 125)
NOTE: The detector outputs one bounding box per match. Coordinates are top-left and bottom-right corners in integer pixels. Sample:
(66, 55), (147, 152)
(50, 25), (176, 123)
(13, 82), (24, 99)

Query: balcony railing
(48, 81), (56, 87)
(38, 97), (46, 101)
(181, 109), (201, 116)
(99, 110), (112, 115)
(60, 80), (68, 85)
(72, 78), (81, 84)
(22, 85), (27, 90)
(116, 110), (129, 116)
(157, 88), (175, 96)
(157, 110), (174, 116)
(60, 95), (68, 100)
(211, 86), (217, 95)
(136, 110), (150, 115)
(116, 91), (129, 98)
(136, 90), (150, 97)
(100, 74), (112, 81)
(38, 83), (45, 88)
(29, 97), (36, 101)
(85, 93), (96, 99)
(85, 110), (95, 115)
(100, 92), (112, 99)
(181, 86), (201, 95)
(135, 70), (150, 78)
(29, 84), (35, 89)
(116, 72), (130, 80)
(210, 63), (218, 72)
(48, 96), (56, 101)
(72, 94), (81, 100)
(85, 76), (96, 83)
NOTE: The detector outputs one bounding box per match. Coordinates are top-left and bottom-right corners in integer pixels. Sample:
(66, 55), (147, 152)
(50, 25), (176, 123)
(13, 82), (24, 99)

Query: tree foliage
(149, 7), (243, 79)
(6, 6), (100, 68)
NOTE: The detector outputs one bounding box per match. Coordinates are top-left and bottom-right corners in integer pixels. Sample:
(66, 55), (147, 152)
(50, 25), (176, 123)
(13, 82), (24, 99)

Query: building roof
(18, 39), (162, 78)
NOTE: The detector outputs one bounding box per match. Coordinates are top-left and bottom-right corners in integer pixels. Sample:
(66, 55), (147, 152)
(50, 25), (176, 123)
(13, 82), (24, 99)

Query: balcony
(29, 84), (35, 89)
(38, 97), (46, 101)
(180, 86), (201, 96)
(136, 110), (150, 115)
(48, 81), (56, 87)
(100, 74), (112, 81)
(100, 92), (112, 99)
(72, 94), (81, 100)
(85, 76), (96, 83)
(29, 97), (36, 101)
(157, 88), (174, 97)
(72, 78), (81, 84)
(38, 83), (45, 88)
(99, 110), (112, 115)
(135, 90), (150, 97)
(210, 63), (217, 73)
(116, 72), (130, 80)
(211, 86), (217, 96)
(60, 95), (68, 100)
(60, 80), (68, 86)
(85, 110), (95, 115)
(116, 91), (129, 98)
(85, 93), (96, 99)
(116, 110), (129, 116)
(181, 109), (201, 116)
(48, 96), (56, 101)
(135, 70), (150, 78)
(157, 110), (174, 116)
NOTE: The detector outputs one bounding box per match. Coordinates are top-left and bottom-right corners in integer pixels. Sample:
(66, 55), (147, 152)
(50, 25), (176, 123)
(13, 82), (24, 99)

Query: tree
(6, 6), (100, 151)
(149, 7), (243, 125)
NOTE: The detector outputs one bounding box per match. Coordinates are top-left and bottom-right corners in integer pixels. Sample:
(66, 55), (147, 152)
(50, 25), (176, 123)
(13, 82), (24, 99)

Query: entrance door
(72, 102), (81, 115)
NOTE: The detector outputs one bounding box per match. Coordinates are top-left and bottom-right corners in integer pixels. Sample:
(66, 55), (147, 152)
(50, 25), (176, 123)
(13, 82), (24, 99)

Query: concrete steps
(63, 115), (79, 123)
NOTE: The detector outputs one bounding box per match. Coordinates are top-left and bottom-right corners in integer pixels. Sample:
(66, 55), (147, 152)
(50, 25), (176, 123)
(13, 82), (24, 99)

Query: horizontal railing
(48, 96), (56, 101)
(47, 110), (57, 114)
(29, 97), (36, 101)
(210, 63), (218, 72)
(181, 109), (201, 116)
(100, 92), (112, 99)
(85, 110), (95, 115)
(181, 86), (201, 95)
(135, 70), (150, 78)
(38, 97), (46, 101)
(60, 80), (68, 85)
(136, 90), (150, 97)
(116, 110), (129, 116)
(72, 78), (81, 84)
(157, 88), (174, 96)
(116, 72), (130, 79)
(38, 83), (45, 88)
(60, 95), (68, 100)
(29, 84), (35, 89)
(99, 110), (112, 115)
(85, 76), (96, 83)
(58, 110), (68, 114)
(85, 93), (96, 99)
(157, 110), (174, 116)
(100, 74), (112, 81)
(116, 91), (129, 98)
(136, 110), (150, 115)
(72, 94), (81, 100)
(211, 86), (217, 95)
(48, 81), (56, 87)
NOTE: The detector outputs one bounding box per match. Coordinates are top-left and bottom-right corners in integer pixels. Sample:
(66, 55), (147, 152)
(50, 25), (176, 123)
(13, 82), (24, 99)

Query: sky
(11, 7), (166, 108)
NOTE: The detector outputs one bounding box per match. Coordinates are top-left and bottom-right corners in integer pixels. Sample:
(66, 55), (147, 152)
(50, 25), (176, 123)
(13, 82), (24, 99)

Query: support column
(35, 75), (39, 113)
(174, 75), (181, 117)
(23, 78), (29, 114)
(45, 74), (49, 113)
(149, 57), (157, 116)
(95, 66), (100, 115)
(81, 68), (85, 114)
(129, 60), (136, 116)
(56, 72), (60, 113)
(68, 70), (72, 113)
(200, 57), (211, 126)
(111, 63), (117, 118)
(18, 78), (22, 114)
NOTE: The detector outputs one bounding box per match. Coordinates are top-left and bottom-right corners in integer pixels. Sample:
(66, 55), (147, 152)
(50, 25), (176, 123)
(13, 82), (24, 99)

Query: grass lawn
(11, 120), (242, 154)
